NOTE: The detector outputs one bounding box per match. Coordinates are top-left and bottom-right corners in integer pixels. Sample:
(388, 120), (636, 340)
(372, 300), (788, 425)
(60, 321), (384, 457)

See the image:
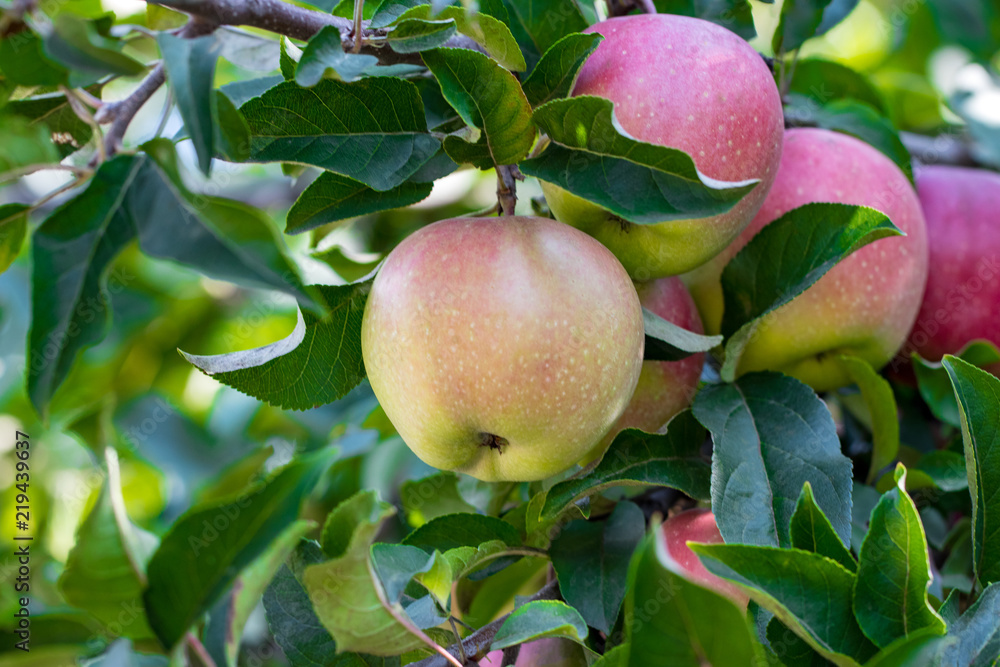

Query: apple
(898, 165), (1000, 374)
(361, 216), (645, 482)
(661, 508), (748, 608)
(587, 277), (704, 461)
(683, 127), (929, 391)
(479, 638), (586, 666)
(539, 13), (785, 280)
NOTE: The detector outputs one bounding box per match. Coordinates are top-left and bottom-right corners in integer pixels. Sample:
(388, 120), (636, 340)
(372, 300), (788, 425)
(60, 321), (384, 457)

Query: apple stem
(496, 165), (524, 216)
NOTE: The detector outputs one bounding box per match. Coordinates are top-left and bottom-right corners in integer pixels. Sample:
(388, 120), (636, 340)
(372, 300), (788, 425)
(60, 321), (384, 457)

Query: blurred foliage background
(0, 0), (999, 663)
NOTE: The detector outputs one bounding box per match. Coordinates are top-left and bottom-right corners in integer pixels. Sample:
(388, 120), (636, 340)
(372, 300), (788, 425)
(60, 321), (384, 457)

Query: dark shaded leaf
(693, 372), (853, 548)
(521, 96), (759, 224)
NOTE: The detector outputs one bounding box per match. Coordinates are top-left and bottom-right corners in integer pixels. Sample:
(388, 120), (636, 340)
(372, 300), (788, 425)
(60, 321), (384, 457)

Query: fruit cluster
(361, 13), (999, 486)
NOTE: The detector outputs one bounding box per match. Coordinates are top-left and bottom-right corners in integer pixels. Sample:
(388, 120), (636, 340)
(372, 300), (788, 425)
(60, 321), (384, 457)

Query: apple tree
(1, 0), (999, 665)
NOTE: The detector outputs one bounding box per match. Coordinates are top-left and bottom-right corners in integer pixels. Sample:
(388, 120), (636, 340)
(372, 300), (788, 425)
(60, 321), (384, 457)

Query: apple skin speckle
(361, 216), (645, 482)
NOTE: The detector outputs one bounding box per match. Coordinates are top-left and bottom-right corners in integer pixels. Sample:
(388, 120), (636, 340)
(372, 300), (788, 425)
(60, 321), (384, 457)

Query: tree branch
(607, 0), (657, 16)
(409, 579), (561, 667)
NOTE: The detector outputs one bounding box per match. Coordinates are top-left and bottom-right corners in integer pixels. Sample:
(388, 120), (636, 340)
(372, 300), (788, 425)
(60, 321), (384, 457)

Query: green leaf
(521, 33), (602, 107)
(542, 410), (711, 521)
(859, 627), (952, 667)
(837, 355), (900, 484)
(914, 450), (968, 492)
(625, 530), (766, 666)
(181, 280), (370, 411)
(370, 543), (436, 602)
(692, 543), (877, 665)
(287, 172), (432, 233)
(143, 449), (335, 648)
(371, 0), (429, 27)
(6, 89), (98, 158)
(941, 582), (1000, 666)
(719, 203), (900, 379)
(43, 14), (145, 86)
(280, 36), (300, 80)
(262, 541), (339, 667)
(296, 26), (378, 87)
(402, 513), (521, 551)
(652, 0), (756, 39)
(521, 96), (760, 224)
(501, 0), (589, 72)
(158, 33), (221, 176)
(240, 78), (440, 191)
(854, 464), (946, 648)
(303, 491), (424, 655)
(643, 306), (722, 362)
(214, 91), (252, 162)
(414, 551), (452, 606)
(422, 47), (534, 166)
(550, 501), (644, 634)
(0, 204), (28, 275)
(204, 521), (314, 667)
(773, 0), (859, 54)
(785, 96), (912, 178)
(766, 618), (832, 666)
(28, 156), (139, 415)
(0, 114), (61, 171)
(397, 6), (525, 71)
(491, 600), (588, 650)
(787, 59), (888, 116)
(692, 372), (853, 548)
(220, 75), (284, 107)
(0, 28), (68, 86)
(58, 477), (158, 639)
(790, 482), (856, 573)
(400, 472), (479, 527)
(914, 342), (1000, 427)
(943, 356), (1000, 587)
(387, 18), (458, 53)
(441, 135), (494, 170)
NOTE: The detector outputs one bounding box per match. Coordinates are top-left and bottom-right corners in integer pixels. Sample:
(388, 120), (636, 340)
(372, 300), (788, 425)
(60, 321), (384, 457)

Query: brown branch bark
(496, 164), (524, 216)
(409, 579), (561, 667)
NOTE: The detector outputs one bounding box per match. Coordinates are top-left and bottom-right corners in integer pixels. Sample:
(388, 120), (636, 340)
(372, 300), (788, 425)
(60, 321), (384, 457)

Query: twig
(30, 176), (88, 210)
(496, 164), (523, 216)
(185, 632), (218, 667)
(96, 19), (214, 160)
(409, 579), (561, 667)
(0, 163), (92, 182)
(61, 86), (106, 163)
(448, 617), (467, 664)
(352, 0), (364, 53)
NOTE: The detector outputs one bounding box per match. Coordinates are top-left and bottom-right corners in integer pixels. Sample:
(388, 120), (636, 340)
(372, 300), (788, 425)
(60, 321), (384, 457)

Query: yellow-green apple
(662, 508), (748, 608)
(683, 127), (929, 391)
(899, 165), (1000, 375)
(539, 14), (785, 280)
(479, 638), (586, 666)
(588, 277), (704, 461)
(361, 217), (645, 482)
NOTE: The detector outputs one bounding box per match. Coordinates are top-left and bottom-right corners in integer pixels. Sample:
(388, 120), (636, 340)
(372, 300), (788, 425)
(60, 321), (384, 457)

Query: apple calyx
(480, 433), (509, 453)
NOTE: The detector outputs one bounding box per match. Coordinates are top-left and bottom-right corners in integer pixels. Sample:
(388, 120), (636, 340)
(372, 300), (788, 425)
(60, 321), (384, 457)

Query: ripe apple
(662, 508), (748, 608)
(899, 165), (1000, 374)
(361, 216), (645, 482)
(588, 277), (704, 461)
(683, 127), (929, 391)
(479, 638), (586, 666)
(539, 13), (785, 280)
